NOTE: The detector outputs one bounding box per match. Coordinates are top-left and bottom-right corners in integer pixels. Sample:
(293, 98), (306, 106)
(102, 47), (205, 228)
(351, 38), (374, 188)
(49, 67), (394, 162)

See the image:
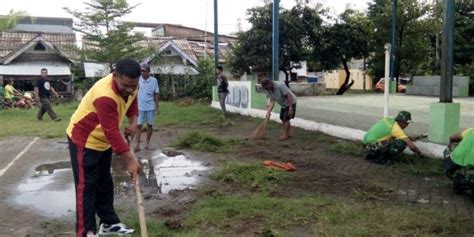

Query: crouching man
(363, 111), (423, 164)
(444, 128), (474, 195)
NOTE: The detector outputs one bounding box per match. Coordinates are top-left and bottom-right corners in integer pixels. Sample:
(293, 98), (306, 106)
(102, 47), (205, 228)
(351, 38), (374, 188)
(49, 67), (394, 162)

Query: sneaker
(87, 231), (98, 237)
(54, 118), (62, 122)
(98, 223), (134, 235)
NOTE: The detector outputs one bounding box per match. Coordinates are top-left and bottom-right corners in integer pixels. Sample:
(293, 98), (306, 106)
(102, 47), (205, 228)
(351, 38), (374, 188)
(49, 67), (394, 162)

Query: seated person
(363, 111), (423, 164)
(15, 93), (34, 109)
(444, 128), (474, 194)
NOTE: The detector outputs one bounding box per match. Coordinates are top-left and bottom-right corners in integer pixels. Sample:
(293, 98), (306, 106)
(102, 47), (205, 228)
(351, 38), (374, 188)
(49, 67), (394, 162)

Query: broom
(126, 135), (148, 237)
(248, 118), (269, 140)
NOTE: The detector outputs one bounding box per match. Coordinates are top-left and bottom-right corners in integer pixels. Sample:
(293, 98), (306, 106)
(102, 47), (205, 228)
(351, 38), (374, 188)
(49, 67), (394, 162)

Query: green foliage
(0, 9), (29, 31)
(368, 0), (438, 79)
(229, 3), (322, 76)
(317, 9), (373, 94)
(172, 131), (226, 152)
(158, 74), (193, 100)
(64, 0), (152, 68)
(184, 58), (215, 99)
(74, 78), (97, 93)
(213, 161), (287, 191)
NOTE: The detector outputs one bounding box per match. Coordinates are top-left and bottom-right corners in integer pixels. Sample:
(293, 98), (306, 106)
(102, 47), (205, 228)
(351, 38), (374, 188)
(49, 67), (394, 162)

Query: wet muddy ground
(1, 114), (473, 236)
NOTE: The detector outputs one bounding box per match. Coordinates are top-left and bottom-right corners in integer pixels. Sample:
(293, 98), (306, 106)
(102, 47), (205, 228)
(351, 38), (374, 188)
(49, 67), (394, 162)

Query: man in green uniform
(363, 111), (423, 164)
(444, 128), (474, 194)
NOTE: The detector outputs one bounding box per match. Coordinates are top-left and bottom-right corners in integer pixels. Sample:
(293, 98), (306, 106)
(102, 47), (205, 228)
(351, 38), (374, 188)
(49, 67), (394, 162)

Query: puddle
(115, 151), (209, 195)
(14, 167), (75, 218)
(152, 152), (209, 194)
(12, 150), (209, 217)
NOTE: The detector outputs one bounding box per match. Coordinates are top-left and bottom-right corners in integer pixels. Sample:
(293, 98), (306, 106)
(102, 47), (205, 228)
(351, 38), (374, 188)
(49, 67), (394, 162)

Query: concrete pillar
(428, 0), (460, 144)
(428, 103), (460, 144)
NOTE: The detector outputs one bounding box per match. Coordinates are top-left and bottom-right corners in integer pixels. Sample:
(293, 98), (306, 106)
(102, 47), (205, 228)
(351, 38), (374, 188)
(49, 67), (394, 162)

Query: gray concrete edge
(212, 102), (446, 159)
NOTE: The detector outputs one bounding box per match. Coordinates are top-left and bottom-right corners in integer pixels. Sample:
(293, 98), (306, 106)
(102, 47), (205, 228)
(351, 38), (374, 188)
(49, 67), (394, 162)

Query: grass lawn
(0, 102), (223, 138)
(126, 161), (473, 236)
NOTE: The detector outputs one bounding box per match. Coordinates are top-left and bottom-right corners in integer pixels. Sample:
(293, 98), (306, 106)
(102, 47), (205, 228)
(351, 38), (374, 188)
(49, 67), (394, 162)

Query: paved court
(0, 137), (72, 235)
(297, 94), (474, 136)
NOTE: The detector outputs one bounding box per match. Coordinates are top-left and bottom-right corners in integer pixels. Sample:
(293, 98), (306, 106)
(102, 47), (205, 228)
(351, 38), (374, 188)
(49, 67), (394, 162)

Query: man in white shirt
(135, 63), (160, 151)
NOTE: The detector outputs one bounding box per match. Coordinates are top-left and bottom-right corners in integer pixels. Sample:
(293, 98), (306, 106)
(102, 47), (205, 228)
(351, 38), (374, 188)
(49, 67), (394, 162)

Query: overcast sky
(0, 0), (371, 35)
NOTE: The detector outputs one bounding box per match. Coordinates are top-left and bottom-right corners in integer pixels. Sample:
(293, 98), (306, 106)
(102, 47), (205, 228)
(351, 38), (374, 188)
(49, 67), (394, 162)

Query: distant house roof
(0, 31), (78, 62)
(151, 23), (237, 43)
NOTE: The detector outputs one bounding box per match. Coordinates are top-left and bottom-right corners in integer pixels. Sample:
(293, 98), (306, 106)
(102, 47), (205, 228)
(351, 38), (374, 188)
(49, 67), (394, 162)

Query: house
(0, 17), (77, 95)
(83, 38), (199, 78)
(321, 59), (373, 91)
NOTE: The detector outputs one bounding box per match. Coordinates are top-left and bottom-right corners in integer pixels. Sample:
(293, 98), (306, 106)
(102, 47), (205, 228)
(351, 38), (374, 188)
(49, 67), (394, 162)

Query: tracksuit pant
(68, 137), (120, 236)
(37, 98), (58, 120)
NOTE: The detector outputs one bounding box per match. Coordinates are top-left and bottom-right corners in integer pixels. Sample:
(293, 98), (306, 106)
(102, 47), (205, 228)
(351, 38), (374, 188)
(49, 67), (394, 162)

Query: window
(34, 43), (46, 51)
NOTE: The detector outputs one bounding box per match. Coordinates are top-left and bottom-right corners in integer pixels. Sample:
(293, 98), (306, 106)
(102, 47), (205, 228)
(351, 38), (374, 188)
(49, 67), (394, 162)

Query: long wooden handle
(127, 135), (148, 237)
(134, 178), (148, 237)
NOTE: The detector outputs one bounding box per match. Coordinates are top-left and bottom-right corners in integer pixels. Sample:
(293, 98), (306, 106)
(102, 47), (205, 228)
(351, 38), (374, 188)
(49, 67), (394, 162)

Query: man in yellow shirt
(4, 80), (21, 105)
(67, 58), (141, 236)
(363, 111), (423, 164)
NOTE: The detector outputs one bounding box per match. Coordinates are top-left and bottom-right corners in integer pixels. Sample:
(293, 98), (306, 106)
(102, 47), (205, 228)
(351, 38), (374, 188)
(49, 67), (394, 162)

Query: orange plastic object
(263, 160), (296, 171)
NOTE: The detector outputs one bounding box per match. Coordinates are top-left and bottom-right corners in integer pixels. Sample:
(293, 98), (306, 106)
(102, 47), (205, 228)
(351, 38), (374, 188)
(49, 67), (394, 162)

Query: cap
(140, 63), (150, 72)
(24, 92), (32, 100)
(395, 111), (412, 123)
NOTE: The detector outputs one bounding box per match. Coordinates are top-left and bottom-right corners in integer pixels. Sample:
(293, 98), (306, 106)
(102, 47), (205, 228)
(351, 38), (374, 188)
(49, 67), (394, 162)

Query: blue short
(138, 110), (155, 126)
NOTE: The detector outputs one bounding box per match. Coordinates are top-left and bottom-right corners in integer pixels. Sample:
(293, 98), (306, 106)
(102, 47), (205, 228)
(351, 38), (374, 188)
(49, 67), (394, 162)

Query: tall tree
(65, 0), (151, 70)
(229, 3), (322, 82)
(368, 0), (437, 84)
(316, 9), (373, 95)
(0, 9), (29, 31)
(453, 2), (474, 93)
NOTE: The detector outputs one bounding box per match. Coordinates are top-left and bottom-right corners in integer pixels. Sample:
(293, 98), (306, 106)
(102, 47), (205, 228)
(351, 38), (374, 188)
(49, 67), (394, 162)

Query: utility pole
(384, 44), (391, 118)
(214, 0), (219, 70)
(272, 0), (280, 81)
(440, 0), (454, 103)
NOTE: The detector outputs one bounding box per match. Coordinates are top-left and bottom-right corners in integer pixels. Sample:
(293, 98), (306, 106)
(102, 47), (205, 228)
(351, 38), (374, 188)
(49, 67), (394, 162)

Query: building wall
(323, 69), (373, 90)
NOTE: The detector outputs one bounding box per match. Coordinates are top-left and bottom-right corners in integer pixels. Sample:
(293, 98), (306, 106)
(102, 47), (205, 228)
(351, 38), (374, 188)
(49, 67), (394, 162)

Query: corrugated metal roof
(83, 62), (109, 78)
(12, 24), (73, 33)
(0, 31), (77, 59)
(0, 61), (71, 75)
(151, 64), (198, 75)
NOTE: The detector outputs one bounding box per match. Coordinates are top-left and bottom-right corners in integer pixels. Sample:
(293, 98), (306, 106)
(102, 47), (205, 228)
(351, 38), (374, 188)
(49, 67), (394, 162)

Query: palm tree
(0, 9), (29, 31)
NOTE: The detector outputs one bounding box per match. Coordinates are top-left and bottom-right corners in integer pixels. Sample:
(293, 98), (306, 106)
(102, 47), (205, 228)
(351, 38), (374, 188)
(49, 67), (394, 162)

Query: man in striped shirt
(66, 58), (141, 236)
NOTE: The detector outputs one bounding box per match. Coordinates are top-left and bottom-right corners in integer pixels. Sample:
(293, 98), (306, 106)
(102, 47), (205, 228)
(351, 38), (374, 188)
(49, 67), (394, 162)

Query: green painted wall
(428, 102), (461, 144)
(213, 78), (280, 112)
(212, 86), (218, 102)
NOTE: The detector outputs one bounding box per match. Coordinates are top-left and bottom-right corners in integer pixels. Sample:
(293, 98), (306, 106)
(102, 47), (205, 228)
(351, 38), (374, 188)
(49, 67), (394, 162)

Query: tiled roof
(187, 41), (231, 62)
(0, 31), (77, 60)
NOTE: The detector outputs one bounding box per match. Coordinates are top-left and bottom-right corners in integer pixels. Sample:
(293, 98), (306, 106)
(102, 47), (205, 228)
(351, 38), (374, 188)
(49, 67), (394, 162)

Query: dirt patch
(30, 114), (473, 236)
